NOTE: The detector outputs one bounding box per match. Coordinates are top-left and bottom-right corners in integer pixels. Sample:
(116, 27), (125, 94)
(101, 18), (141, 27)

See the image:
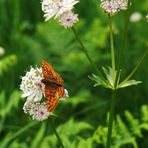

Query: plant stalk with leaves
(40, 0), (148, 147)
(71, 4), (148, 148)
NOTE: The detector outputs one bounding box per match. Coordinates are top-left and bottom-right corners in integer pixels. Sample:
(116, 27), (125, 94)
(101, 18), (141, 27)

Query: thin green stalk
(71, 27), (105, 81)
(106, 90), (116, 148)
(109, 17), (116, 72)
(119, 49), (148, 85)
(52, 125), (65, 148)
(117, 0), (130, 70)
(1, 121), (38, 148)
(9, 121), (37, 140)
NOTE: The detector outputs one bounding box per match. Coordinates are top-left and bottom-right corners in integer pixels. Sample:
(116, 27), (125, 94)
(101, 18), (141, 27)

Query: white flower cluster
(100, 0), (128, 16)
(20, 67), (44, 102)
(20, 67), (68, 121)
(130, 12), (142, 23)
(146, 15), (148, 22)
(0, 46), (5, 56)
(41, 0), (79, 28)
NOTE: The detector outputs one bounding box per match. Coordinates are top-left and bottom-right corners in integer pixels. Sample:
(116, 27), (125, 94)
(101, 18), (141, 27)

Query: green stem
(109, 17), (116, 72)
(106, 90), (116, 148)
(119, 49), (148, 85)
(71, 27), (105, 81)
(51, 121), (65, 148)
(117, 0), (130, 70)
(2, 121), (38, 147)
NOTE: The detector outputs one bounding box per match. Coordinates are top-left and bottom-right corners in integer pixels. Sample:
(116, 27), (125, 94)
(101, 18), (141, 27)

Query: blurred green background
(0, 0), (148, 147)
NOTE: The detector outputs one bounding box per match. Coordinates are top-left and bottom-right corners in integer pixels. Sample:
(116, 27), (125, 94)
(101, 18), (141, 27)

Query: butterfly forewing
(42, 60), (63, 85)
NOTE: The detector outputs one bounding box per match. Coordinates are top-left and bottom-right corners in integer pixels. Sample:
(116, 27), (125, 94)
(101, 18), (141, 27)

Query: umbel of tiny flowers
(100, 0), (128, 16)
(41, 0), (79, 28)
(20, 66), (69, 121)
(58, 11), (79, 28)
(20, 67), (44, 102)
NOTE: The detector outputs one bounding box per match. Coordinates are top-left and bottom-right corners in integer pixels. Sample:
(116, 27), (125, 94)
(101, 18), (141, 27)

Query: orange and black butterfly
(41, 60), (65, 112)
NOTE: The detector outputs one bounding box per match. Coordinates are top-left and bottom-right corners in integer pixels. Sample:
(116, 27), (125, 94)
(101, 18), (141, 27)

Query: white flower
(146, 15), (148, 22)
(60, 89), (69, 100)
(32, 102), (50, 121)
(23, 101), (50, 121)
(20, 67), (45, 102)
(130, 12), (142, 22)
(100, 0), (128, 16)
(0, 46), (5, 56)
(41, 0), (79, 21)
(58, 11), (79, 28)
(116, 0), (128, 10)
(100, 0), (119, 16)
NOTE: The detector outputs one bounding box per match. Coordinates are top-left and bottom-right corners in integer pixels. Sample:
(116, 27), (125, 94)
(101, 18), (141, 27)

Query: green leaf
(117, 79), (142, 89)
(47, 118), (93, 148)
(88, 73), (112, 89)
(125, 111), (142, 137)
(0, 55), (17, 76)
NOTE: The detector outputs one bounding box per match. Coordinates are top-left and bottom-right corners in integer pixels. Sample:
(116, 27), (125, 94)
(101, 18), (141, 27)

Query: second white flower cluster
(100, 0), (128, 16)
(41, 0), (79, 28)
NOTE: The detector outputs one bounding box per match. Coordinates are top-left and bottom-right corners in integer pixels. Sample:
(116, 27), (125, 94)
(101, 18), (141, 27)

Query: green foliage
(45, 119), (93, 148)
(0, 90), (21, 117)
(92, 105), (148, 148)
(0, 0), (148, 147)
(0, 55), (17, 76)
(89, 66), (142, 90)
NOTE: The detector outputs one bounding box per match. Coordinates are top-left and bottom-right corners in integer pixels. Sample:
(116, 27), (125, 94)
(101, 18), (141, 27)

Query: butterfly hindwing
(45, 86), (65, 112)
(42, 60), (63, 85)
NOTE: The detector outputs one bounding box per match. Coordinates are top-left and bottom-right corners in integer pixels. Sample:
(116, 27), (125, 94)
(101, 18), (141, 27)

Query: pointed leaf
(118, 80), (142, 89)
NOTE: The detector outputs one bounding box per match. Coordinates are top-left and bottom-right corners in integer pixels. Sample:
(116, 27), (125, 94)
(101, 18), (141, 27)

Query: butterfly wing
(42, 60), (63, 85)
(45, 86), (65, 112)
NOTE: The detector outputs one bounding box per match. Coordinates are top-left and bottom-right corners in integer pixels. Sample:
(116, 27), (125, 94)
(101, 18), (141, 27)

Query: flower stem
(51, 121), (65, 148)
(109, 17), (116, 72)
(117, 0), (130, 70)
(106, 90), (116, 148)
(71, 26), (105, 81)
(120, 49), (148, 85)
(106, 16), (117, 148)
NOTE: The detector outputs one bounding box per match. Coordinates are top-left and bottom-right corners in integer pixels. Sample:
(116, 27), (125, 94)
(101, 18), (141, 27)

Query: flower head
(23, 100), (50, 121)
(58, 11), (79, 28)
(32, 102), (50, 121)
(130, 12), (142, 23)
(100, 0), (119, 16)
(20, 67), (45, 102)
(42, 0), (79, 21)
(100, 0), (128, 16)
(116, 0), (128, 10)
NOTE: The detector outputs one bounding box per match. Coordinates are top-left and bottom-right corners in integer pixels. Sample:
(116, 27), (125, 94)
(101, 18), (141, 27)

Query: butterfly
(41, 60), (65, 112)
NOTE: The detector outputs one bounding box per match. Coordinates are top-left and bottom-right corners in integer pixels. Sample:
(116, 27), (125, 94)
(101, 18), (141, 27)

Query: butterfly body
(42, 60), (64, 112)
(41, 79), (62, 90)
